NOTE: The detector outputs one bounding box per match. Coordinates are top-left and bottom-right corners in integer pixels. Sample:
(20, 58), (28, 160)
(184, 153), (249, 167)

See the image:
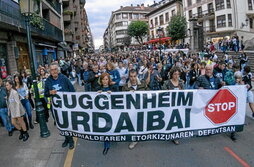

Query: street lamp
(20, 0), (50, 138)
(157, 27), (163, 60)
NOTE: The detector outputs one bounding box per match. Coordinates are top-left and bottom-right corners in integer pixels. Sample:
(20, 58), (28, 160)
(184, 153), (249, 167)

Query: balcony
(45, 0), (61, 14)
(65, 34), (73, 42)
(192, 9), (215, 22)
(62, 0), (69, 6)
(0, 0), (63, 42)
(63, 15), (71, 23)
(204, 26), (216, 33)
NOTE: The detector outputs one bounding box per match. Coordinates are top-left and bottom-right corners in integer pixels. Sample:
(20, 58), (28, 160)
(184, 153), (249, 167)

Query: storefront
(35, 43), (57, 66)
(17, 42), (30, 72)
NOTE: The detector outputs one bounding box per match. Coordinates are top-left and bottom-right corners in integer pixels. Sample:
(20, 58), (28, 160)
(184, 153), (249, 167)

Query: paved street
(70, 114), (254, 167)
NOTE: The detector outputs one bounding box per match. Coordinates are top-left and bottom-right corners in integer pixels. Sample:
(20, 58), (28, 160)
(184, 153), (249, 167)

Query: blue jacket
(108, 69), (121, 86)
(44, 73), (75, 97)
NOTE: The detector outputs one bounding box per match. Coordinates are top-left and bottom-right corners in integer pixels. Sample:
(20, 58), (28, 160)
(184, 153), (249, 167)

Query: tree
(127, 21), (148, 45)
(167, 15), (187, 44)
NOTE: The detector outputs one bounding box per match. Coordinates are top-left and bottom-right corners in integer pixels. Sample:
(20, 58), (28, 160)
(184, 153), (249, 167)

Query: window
(122, 13), (128, 19)
(140, 14), (145, 19)
(115, 22), (123, 27)
(198, 6), (202, 17)
(187, 0), (192, 7)
(116, 30), (127, 35)
(196, 0), (201, 3)
(189, 10), (193, 19)
(116, 38), (124, 43)
(226, 0), (231, 8)
(159, 15), (164, 25)
(217, 15), (226, 28)
(208, 3), (214, 13)
(129, 13), (132, 19)
(172, 9), (176, 16)
(116, 14), (121, 20)
(215, 0), (225, 10)
(209, 19), (215, 32)
(165, 12), (169, 22)
(228, 14), (232, 27)
(248, 0), (253, 10)
(155, 17), (158, 26)
(123, 21), (128, 26)
(150, 19), (154, 28)
(250, 18), (253, 29)
(133, 14), (139, 19)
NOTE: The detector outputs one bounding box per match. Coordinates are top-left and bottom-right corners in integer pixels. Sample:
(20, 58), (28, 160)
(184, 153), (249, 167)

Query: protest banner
(52, 85), (247, 142)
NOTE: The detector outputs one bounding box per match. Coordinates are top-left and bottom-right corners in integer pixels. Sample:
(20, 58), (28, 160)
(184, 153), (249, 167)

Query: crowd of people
(0, 49), (253, 154)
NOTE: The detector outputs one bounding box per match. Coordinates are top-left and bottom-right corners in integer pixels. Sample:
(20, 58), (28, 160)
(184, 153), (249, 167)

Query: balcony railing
(0, 0), (63, 42)
(192, 9), (215, 19)
(45, 0), (61, 14)
(203, 26), (216, 33)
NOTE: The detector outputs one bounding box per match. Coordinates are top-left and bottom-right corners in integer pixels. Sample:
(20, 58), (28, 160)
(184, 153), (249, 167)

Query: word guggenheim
(52, 91), (194, 133)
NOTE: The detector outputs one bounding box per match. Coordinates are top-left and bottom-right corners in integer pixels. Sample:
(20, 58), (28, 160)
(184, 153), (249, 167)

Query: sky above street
(86, 0), (155, 49)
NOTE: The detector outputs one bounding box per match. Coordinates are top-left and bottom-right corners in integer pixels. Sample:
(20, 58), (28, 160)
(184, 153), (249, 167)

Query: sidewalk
(0, 116), (66, 167)
(0, 82), (83, 167)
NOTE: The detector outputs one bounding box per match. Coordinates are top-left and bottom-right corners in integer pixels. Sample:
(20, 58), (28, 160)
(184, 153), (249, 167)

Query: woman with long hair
(162, 67), (185, 145)
(96, 73), (117, 155)
(14, 74), (34, 129)
(6, 80), (29, 141)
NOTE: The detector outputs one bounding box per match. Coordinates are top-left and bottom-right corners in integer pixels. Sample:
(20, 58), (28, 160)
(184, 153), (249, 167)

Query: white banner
(52, 86), (247, 142)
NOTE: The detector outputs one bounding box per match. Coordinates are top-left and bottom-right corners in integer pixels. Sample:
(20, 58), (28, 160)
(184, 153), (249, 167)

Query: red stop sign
(205, 88), (237, 124)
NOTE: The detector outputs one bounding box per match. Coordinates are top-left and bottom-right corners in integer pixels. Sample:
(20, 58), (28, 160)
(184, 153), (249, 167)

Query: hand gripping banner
(52, 85), (247, 142)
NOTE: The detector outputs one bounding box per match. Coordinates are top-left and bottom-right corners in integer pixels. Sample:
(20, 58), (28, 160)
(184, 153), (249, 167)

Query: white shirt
(117, 67), (127, 86)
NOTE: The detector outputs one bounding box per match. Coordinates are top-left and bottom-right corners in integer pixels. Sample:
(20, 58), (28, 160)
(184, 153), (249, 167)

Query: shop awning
(58, 43), (73, 52)
(146, 37), (171, 44)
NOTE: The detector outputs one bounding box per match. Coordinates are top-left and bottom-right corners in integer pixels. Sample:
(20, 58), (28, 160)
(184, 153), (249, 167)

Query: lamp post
(157, 27), (163, 61)
(20, 0), (50, 138)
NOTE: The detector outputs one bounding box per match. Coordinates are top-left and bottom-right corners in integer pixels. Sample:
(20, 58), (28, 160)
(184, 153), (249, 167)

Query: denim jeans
(21, 99), (32, 119)
(0, 108), (13, 132)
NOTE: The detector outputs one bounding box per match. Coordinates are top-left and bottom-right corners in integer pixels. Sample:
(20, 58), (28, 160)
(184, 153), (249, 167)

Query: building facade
(0, 0), (63, 75)
(183, 0), (254, 50)
(147, 0), (183, 41)
(104, 4), (154, 51)
(62, 0), (94, 54)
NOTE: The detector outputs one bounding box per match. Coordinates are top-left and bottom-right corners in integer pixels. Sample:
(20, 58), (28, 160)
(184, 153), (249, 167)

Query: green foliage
(30, 14), (45, 30)
(167, 15), (187, 43)
(127, 21), (148, 45)
(63, 10), (74, 16)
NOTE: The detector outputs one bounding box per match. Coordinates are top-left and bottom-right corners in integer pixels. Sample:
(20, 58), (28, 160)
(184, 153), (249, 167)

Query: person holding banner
(194, 65), (223, 90)
(96, 72), (117, 155)
(122, 69), (149, 149)
(162, 66), (185, 145)
(44, 62), (75, 150)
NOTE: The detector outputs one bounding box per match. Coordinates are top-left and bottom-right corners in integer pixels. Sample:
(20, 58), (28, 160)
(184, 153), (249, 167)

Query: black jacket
(0, 86), (7, 108)
(91, 72), (100, 91)
(189, 69), (200, 86)
(194, 75), (221, 89)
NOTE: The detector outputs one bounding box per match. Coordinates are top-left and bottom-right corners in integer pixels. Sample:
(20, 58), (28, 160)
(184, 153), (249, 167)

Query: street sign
(205, 88), (237, 124)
